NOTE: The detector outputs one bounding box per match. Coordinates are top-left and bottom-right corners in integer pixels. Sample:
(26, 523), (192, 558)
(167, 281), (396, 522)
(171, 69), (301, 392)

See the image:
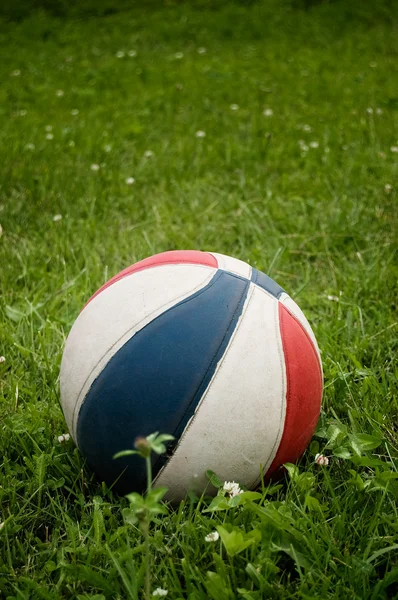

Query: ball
(60, 250), (323, 500)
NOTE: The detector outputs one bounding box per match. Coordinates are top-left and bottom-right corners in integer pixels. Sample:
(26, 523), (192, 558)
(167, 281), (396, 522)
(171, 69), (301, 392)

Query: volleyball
(60, 250), (323, 500)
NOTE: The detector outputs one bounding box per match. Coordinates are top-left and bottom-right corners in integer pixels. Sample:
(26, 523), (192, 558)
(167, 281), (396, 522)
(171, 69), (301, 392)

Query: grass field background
(0, 0), (397, 598)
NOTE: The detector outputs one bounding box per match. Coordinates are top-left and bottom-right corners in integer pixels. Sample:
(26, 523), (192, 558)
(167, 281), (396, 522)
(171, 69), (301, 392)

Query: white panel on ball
(211, 252), (252, 279)
(154, 283), (286, 501)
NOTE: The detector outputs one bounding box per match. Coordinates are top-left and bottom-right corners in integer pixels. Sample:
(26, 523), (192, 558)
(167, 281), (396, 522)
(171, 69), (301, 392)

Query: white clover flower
(366, 107), (373, 114)
(46, 133), (54, 140)
(390, 146), (398, 153)
(298, 140), (309, 152)
(195, 130), (206, 138)
(26, 143), (35, 150)
(104, 144), (112, 153)
(230, 104), (239, 111)
(263, 108), (273, 117)
(144, 150), (154, 158)
(0, 356), (5, 364)
(71, 109), (79, 116)
(309, 141), (319, 148)
(17, 109), (27, 117)
(56, 89), (64, 97)
(125, 177), (135, 185)
(174, 52), (184, 59)
(116, 51), (125, 58)
(315, 453), (329, 466)
(90, 163), (100, 171)
(197, 47), (207, 54)
(376, 108), (383, 115)
(303, 124), (312, 132)
(152, 588), (168, 598)
(205, 531), (219, 542)
(327, 295), (339, 302)
(45, 125), (53, 132)
(53, 214), (62, 222)
(58, 433), (70, 443)
(128, 50), (137, 57)
(10, 69), (21, 77)
(223, 481), (243, 498)
(384, 184), (392, 193)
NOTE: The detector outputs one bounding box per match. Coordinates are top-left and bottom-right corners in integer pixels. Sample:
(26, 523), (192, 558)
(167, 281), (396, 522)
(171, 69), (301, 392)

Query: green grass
(0, 0), (397, 598)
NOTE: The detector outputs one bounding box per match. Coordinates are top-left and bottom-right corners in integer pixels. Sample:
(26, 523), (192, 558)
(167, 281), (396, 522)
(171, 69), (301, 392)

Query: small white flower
(315, 453), (329, 466)
(223, 481), (243, 498)
(26, 143), (35, 150)
(144, 150), (154, 158)
(205, 531), (219, 542)
(104, 144), (112, 153)
(298, 140), (309, 152)
(303, 124), (312, 132)
(366, 107), (373, 114)
(53, 214), (62, 222)
(58, 433), (70, 443)
(390, 146), (398, 153)
(116, 51), (125, 58)
(125, 177), (135, 185)
(174, 52), (184, 59)
(309, 141), (319, 148)
(10, 69), (21, 77)
(90, 163), (100, 171)
(128, 50), (137, 57)
(152, 588), (168, 598)
(327, 295), (339, 302)
(195, 130), (206, 138)
(45, 125), (53, 132)
(17, 109), (27, 116)
(0, 356), (5, 364)
(230, 104), (239, 111)
(384, 184), (392, 193)
(197, 47), (207, 54)
(56, 89), (64, 97)
(71, 109), (79, 116)
(376, 108), (383, 115)
(263, 108), (273, 117)
(46, 133), (54, 140)
(369, 61), (377, 68)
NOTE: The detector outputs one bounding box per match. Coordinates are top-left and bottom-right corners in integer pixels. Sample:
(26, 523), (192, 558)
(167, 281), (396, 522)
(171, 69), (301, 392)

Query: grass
(0, 0), (397, 597)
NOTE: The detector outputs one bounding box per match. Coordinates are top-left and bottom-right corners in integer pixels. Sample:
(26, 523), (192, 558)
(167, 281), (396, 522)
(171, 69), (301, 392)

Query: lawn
(0, 0), (397, 598)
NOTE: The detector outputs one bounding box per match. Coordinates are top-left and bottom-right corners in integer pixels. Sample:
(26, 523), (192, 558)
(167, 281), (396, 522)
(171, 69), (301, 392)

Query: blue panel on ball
(251, 268), (284, 299)
(77, 270), (250, 494)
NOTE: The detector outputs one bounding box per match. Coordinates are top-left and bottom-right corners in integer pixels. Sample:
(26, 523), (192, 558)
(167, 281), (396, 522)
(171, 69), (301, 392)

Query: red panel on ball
(267, 303), (322, 476)
(84, 250), (218, 309)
